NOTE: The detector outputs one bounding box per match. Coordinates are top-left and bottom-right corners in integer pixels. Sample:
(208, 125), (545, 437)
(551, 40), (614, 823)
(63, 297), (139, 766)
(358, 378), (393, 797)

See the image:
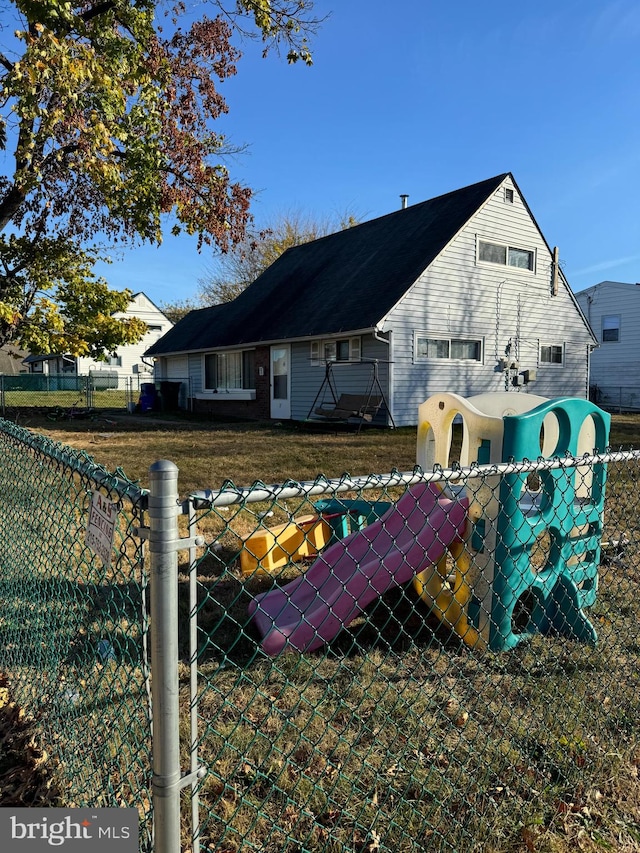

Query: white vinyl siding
(155, 355), (189, 383)
(77, 292), (173, 378)
(188, 354), (202, 391)
(292, 334), (389, 421)
(576, 282), (640, 409)
(382, 176), (592, 426)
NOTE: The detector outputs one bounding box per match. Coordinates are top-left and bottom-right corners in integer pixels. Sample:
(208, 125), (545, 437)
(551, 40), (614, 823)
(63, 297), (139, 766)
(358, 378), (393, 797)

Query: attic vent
(504, 188), (514, 203)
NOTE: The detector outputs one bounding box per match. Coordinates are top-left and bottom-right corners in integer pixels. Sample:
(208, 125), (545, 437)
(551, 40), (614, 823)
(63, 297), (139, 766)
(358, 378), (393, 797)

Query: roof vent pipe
(400, 194), (409, 209)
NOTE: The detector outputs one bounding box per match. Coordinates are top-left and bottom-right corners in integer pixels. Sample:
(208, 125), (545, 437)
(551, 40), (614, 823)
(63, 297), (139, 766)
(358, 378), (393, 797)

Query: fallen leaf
(365, 830), (381, 852)
(455, 711), (469, 728)
(521, 825), (538, 852)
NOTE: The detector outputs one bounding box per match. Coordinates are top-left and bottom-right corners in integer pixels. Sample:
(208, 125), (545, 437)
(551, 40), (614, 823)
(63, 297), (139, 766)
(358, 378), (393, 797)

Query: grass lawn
(7, 410), (640, 852)
(19, 415), (420, 494)
(13, 411), (640, 495)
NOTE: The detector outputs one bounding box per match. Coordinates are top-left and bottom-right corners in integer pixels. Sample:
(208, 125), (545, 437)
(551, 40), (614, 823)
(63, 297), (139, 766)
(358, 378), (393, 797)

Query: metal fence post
(149, 460), (182, 853)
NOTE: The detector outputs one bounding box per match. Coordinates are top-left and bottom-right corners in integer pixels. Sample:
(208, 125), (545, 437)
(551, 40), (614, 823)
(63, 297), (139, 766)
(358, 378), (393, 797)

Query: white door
(270, 345), (291, 419)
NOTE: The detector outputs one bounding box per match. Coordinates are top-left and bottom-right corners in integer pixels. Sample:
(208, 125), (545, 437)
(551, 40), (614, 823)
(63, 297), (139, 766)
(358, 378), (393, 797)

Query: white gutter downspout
(374, 327), (393, 426)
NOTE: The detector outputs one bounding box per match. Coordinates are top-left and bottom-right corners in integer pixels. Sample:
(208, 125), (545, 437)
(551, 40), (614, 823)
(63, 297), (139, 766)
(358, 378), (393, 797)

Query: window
(323, 341), (337, 362)
(311, 337), (361, 365)
(204, 350), (255, 390)
(540, 344), (564, 365)
(602, 315), (620, 342)
(415, 334), (483, 362)
(107, 355), (122, 367)
(478, 239), (535, 272)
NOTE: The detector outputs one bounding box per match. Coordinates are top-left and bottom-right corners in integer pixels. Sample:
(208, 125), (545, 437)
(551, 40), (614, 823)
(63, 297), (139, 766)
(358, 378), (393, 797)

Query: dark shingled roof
(147, 173), (508, 355)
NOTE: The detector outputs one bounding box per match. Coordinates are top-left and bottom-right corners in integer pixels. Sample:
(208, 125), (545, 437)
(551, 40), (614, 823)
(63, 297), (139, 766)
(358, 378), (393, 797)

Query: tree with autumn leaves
(197, 209), (360, 305)
(0, 0), (317, 357)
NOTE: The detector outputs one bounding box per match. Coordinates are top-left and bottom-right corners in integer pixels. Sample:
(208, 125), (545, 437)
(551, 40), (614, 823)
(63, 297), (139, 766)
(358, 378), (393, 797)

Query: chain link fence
(0, 373), (190, 417)
(590, 384), (640, 413)
(2, 406), (640, 852)
(177, 451), (640, 853)
(0, 419), (153, 849)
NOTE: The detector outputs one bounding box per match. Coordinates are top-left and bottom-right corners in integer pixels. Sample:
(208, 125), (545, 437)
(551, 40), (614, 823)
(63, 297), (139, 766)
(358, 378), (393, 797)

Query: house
(0, 345), (28, 375)
(576, 280), (640, 410)
(24, 292), (173, 384)
(146, 174), (595, 427)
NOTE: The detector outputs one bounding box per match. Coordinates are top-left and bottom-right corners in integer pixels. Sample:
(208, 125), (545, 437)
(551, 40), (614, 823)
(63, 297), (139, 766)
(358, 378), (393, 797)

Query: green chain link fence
(2, 416), (640, 852)
(0, 373), (160, 417)
(0, 419), (153, 849)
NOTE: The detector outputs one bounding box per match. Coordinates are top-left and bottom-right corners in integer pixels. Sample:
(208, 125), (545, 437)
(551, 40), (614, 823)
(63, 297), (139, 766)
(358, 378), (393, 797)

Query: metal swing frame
(306, 358), (396, 430)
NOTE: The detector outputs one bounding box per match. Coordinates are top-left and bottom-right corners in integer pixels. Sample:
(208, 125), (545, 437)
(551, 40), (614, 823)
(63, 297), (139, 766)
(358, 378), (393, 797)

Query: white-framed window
(478, 238), (535, 272)
(414, 333), (483, 363)
(602, 315), (620, 343)
(540, 344), (564, 366)
(204, 350), (255, 390)
(310, 336), (361, 366)
(107, 355), (122, 367)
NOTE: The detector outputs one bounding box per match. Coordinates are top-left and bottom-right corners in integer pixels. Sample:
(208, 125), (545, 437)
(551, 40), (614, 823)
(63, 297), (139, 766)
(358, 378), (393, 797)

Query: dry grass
(180, 474), (640, 853)
(17, 410), (640, 496)
(19, 414), (419, 495)
(5, 410), (640, 852)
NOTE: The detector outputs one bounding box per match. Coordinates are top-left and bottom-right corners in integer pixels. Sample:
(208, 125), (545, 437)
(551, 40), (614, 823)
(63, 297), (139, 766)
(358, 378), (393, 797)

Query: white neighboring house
(24, 292), (173, 382)
(576, 280), (640, 410)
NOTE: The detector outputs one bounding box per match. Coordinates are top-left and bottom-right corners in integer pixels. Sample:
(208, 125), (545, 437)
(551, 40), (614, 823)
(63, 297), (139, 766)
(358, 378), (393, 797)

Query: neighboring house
(0, 345), (28, 375)
(146, 174), (595, 427)
(576, 280), (640, 410)
(24, 292), (173, 382)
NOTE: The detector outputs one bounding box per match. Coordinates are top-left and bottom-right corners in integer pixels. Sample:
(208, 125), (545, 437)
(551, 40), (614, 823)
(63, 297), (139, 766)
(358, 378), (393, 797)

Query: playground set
(247, 393), (611, 656)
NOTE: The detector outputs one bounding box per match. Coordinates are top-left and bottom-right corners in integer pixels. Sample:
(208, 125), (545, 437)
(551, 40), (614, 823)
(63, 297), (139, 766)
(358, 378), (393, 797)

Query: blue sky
(93, 0), (640, 305)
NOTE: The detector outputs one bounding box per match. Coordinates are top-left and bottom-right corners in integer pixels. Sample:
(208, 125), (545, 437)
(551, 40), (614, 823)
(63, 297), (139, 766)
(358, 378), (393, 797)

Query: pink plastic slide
(248, 482), (469, 655)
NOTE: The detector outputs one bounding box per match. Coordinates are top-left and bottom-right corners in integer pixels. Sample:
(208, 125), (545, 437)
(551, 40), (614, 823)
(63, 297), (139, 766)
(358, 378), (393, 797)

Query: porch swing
(307, 358), (395, 429)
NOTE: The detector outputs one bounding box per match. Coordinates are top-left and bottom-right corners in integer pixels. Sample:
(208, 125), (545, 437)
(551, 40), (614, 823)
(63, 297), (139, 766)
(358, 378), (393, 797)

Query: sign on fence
(86, 491), (118, 566)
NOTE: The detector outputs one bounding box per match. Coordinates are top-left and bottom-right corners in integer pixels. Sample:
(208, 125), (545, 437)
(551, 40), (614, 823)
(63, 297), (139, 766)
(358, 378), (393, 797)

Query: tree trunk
(0, 184), (26, 232)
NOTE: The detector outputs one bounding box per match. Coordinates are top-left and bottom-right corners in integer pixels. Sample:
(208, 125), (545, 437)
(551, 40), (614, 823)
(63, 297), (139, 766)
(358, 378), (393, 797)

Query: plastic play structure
(415, 392), (610, 650)
(248, 392), (610, 656)
(240, 499), (394, 575)
(248, 483), (468, 655)
(240, 515), (333, 576)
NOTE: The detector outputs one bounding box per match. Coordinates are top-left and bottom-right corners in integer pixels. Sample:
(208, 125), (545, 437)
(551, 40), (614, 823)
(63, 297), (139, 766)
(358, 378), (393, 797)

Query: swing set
(307, 359), (395, 429)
